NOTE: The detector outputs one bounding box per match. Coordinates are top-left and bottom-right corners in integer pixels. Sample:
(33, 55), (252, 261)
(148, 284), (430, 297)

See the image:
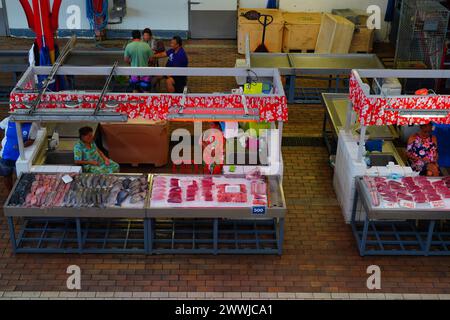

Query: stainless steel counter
(355, 176), (450, 220)
(322, 93), (398, 140)
(250, 53), (384, 75)
(4, 173), (287, 219)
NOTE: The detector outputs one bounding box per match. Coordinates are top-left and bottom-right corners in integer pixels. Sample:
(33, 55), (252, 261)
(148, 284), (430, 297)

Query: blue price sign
(252, 206), (266, 215)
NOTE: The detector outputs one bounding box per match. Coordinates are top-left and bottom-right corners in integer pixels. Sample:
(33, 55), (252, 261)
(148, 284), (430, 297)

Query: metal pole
(357, 125), (367, 163)
(28, 36), (77, 114)
(7, 217), (17, 254)
(93, 61), (119, 115)
(15, 122), (25, 161)
(344, 101), (353, 133)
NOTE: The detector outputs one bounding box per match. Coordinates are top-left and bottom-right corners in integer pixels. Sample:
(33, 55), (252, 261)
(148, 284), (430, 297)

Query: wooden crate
(237, 8), (284, 54)
(349, 27), (375, 53)
(282, 12), (322, 53)
(315, 13), (355, 54)
(331, 8), (369, 26)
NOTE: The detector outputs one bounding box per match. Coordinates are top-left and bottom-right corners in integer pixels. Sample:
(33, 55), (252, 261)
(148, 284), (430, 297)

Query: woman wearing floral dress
(406, 123), (439, 176)
(74, 127), (120, 174)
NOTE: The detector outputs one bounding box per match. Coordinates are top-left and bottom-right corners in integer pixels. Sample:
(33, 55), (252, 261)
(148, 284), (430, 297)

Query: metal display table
(0, 49), (126, 95)
(351, 177), (450, 256)
(4, 174), (286, 255)
(321, 93), (399, 154)
(248, 53), (384, 104)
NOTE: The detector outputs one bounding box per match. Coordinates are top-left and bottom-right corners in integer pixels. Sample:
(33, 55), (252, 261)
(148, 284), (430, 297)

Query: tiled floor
(1, 291), (450, 300)
(0, 38), (449, 296)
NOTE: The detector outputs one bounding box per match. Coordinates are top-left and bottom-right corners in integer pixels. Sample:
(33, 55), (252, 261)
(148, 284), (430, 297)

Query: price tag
(384, 202), (399, 209)
(399, 200), (416, 209)
(252, 206), (266, 215)
(430, 200), (445, 208)
(62, 175), (73, 184)
(225, 185), (240, 193)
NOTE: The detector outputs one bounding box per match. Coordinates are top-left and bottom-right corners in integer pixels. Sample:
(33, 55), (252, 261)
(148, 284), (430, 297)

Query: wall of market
(5, 0), (189, 38)
(5, 0), (390, 40)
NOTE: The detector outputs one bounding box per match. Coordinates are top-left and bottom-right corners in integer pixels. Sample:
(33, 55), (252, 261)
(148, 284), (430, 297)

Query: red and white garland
(349, 73), (450, 126)
(10, 92), (288, 122)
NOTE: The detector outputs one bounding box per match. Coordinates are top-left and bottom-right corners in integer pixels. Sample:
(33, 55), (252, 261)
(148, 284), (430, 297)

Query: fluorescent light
(392, 109), (450, 118)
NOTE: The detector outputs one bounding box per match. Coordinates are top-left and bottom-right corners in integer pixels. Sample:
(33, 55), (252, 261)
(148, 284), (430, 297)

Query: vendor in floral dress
(406, 123), (439, 176)
(74, 126), (120, 174)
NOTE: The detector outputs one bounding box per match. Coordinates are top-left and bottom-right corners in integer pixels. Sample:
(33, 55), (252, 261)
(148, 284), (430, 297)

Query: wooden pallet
(283, 48), (316, 53)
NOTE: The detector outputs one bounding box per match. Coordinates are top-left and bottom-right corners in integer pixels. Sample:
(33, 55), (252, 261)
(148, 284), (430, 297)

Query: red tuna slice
(398, 194), (413, 201)
(170, 178), (180, 187)
(254, 194), (267, 200)
(253, 200), (266, 206)
(152, 194), (165, 201)
(167, 197), (182, 204)
(413, 197), (427, 203)
(427, 194), (442, 201)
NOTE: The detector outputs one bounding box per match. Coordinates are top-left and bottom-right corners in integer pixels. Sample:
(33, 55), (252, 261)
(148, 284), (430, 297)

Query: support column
(357, 126), (367, 163)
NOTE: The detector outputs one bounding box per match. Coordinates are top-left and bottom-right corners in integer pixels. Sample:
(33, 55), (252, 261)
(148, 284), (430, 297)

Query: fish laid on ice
(107, 190), (120, 207)
(129, 179), (141, 189)
(122, 178), (132, 189)
(138, 176), (147, 184)
(130, 192), (146, 204)
(99, 175), (106, 188)
(130, 185), (141, 195)
(115, 190), (129, 206)
(110, 183), (122, 193)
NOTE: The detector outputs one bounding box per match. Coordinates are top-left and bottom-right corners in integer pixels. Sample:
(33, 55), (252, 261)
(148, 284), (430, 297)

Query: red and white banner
(10, 92), (288, 122)
(349, 73), (450, 126)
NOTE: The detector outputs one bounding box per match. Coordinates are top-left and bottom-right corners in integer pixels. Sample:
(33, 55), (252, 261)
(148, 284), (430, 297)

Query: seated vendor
(74, 126), (119, 174)
(406, 123), (439, 176)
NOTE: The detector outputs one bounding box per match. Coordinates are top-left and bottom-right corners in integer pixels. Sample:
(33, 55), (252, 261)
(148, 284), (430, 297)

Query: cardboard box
(101, 120), (169, 167)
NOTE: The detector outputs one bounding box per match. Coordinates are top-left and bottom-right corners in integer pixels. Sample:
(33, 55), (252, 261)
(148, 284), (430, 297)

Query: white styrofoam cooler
(333, 130), (415, 223)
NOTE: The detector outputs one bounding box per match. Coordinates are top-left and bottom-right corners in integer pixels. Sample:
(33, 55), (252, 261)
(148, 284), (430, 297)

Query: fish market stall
(237, 36), (384, 104)
(353, 176), (450, 256)
(5, 65), (287, 255)
(341, 69), (450, 256)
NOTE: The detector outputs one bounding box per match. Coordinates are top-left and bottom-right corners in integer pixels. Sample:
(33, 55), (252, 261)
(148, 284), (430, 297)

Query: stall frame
(352, 177), (450, 256)
(5, 66), (287, 255)
(347, 69), (450, 256)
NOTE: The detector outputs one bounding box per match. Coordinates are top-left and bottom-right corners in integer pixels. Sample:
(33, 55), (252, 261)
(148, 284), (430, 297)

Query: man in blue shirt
(152, 36), (189, 93)
(0, 117), (38, 190)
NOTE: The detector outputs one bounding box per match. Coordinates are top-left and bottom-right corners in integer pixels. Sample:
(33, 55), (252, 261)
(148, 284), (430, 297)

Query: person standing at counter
(152, 36), (189, 93)
(0, 117), (39, 191)
(124, 30), (153, 93)
(407, 123), (439, 176)
(74, 127), (119, 174)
